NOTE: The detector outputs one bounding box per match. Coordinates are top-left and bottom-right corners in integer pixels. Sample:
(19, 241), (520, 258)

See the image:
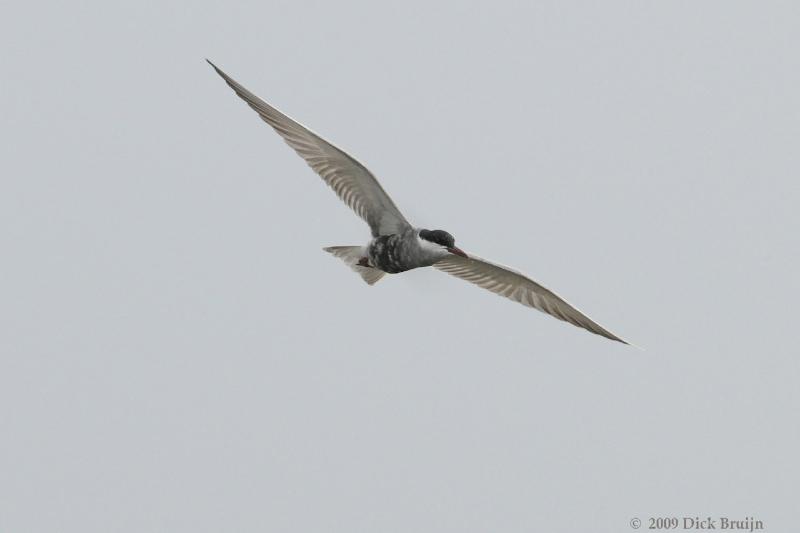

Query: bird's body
(367, 231), (419, 274)
(208, 60), (631, 344)
(367, 229), (457, 273)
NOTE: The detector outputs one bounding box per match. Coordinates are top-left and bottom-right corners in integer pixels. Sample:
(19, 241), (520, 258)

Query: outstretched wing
(434, 253), (629, 344)
(208, 60), (411, 236)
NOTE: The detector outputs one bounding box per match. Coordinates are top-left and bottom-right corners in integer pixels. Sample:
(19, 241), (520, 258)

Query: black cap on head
(419, 229), (455, 248)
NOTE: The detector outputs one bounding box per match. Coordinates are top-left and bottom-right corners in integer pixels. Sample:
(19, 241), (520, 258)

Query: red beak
(447, 246), (468, 258)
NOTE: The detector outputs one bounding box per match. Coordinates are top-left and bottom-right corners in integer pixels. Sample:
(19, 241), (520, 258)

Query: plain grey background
(2, 1), (798, 532)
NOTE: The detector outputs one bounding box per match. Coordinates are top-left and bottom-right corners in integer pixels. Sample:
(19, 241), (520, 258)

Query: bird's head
(418, 229), (468, 258)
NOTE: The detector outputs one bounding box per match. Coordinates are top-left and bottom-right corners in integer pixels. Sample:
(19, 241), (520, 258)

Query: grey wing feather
(208, 60), (410, 237)
(434, 254), (629, 344)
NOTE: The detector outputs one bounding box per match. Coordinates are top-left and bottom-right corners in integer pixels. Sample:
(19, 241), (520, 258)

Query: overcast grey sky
(1, 1), (798, 532)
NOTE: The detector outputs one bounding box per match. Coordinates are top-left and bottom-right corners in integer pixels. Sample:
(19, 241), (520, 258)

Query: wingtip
(206, 59), (226, 76)
(621, 338), (645, 351)
(605, 332), (642, 349)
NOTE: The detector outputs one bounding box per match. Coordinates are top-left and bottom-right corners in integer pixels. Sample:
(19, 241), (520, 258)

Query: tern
(208, 60), (629, 344)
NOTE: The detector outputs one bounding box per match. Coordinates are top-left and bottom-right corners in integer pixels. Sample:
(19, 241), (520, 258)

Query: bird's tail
(323, 246), (386, 285)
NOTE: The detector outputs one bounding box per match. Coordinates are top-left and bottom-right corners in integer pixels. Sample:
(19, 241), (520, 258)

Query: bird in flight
(207, 60), (629, 344)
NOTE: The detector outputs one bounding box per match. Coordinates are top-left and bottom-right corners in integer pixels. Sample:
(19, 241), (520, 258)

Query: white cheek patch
(417, 235), (445, 253)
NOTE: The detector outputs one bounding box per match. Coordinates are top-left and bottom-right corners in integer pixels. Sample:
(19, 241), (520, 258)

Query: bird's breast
(368, 234), (412, 274)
